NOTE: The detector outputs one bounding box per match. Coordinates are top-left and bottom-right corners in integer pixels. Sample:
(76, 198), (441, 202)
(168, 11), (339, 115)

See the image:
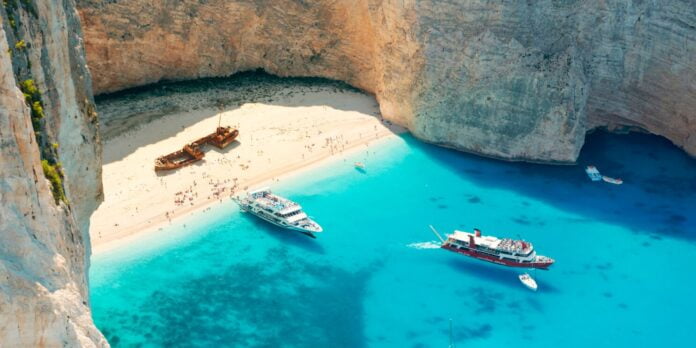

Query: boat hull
(442, 245), (553, 269)
(154, 127), (238, 171)
(238, 204), (320, 236)
(602, 176), (623, 185)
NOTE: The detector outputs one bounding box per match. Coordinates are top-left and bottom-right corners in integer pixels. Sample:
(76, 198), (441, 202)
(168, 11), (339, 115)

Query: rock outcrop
(77, 0), (695, 162)
(0, 0), (106, 346)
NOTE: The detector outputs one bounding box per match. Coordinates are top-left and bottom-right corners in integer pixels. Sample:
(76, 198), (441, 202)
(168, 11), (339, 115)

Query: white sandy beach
(90, 88), (403, 253)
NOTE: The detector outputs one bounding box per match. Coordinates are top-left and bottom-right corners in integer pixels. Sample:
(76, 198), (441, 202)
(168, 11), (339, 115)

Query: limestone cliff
(77, 0), (695, 162)
(0, 1), (693, 345)
(0, 0), (106, 346)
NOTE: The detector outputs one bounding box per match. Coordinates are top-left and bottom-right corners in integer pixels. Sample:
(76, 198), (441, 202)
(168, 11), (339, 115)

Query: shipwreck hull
(154, 127), (239, 171)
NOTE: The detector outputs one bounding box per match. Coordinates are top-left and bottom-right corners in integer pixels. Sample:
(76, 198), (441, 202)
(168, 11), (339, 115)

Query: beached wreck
(154, 126), (239, 171)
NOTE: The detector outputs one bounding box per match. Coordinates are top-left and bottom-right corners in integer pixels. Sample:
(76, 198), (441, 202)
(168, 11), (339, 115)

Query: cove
(90, 131), (696, 347)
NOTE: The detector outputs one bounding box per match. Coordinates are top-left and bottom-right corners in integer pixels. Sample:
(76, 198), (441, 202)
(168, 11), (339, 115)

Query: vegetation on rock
(19, 79), (66, 204)
(41, 160), (66, 204)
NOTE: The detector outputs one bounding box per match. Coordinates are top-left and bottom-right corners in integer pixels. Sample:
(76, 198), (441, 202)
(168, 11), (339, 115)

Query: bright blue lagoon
(91, 132), (696, 347)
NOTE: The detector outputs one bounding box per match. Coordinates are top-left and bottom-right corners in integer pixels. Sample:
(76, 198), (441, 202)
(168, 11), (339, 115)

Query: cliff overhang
(76, 0), (696, 162)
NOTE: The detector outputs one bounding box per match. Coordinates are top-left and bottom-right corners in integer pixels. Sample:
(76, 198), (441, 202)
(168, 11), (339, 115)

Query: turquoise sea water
(90, 132), (696, 347)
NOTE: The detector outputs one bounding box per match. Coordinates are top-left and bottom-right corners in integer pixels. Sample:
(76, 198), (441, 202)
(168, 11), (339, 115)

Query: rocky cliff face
(0, 0), (106, 346)
(0, 1), (692, 345)
(78, 0), (695, 162)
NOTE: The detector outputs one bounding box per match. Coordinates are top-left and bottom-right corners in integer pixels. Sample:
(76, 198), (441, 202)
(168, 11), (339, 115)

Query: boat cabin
(247, 188), (307, 219)
(445, 229), (537, 260)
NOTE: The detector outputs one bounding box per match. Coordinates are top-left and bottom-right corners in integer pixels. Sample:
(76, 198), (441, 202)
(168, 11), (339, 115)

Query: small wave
(406, 241), (441, 250)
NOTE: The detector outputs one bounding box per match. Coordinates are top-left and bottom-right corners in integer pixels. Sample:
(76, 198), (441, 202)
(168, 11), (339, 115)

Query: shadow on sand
(99, 70), (391, 165)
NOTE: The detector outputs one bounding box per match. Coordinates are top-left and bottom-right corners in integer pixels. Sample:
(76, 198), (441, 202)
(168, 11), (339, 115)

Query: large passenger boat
(431, 226), (554, 269)
(235, 188), (323, 237)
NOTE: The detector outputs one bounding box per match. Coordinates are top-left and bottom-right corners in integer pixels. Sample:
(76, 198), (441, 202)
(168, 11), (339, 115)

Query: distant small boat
(585, 166), (602, 181)
(602, 176), (623, 185)
(519, 273), (538, 291)
(354, 162), (365, 169)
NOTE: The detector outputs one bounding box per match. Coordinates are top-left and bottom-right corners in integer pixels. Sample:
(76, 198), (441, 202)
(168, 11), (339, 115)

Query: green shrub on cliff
(32, 100), (44, 119)
(20, 79), (46, 120)
(14, 39), (25, 50)
(3, 0), (17, 10)
(21, 79), (38, 99)
(41, 159), (66, 204)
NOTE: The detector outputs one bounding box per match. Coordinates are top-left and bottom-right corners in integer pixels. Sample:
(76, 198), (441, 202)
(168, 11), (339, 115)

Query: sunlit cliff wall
(78, 0), (695, 162)
(0, 0), (106, 345)
(0, 1), (693, 345)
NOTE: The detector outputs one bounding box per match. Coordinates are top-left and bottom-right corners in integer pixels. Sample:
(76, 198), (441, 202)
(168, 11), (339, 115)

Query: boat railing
(254, 198), (298, 212)
(497, 239), (531, 254)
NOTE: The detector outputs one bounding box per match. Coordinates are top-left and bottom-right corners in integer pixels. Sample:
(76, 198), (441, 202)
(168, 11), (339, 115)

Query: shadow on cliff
(417, 130), (696, 241)
(99, 70), (388, 165)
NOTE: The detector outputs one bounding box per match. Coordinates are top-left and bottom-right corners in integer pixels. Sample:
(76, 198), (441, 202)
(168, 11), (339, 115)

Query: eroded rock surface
(78, 0), (695, 162)
(0, 0), (693, 346)
(0, 0), (106, 346)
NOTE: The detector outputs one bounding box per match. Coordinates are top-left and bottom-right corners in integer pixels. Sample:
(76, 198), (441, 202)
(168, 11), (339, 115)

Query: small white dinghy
(519, 273), (538, 291)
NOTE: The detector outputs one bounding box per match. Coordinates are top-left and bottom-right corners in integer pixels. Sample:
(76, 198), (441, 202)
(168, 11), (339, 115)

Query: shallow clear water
(91, 132), (696, 347)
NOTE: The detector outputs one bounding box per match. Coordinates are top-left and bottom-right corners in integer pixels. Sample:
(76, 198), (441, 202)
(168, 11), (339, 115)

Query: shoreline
(92, 132), (400, 255)
(90, 85), (404, 254)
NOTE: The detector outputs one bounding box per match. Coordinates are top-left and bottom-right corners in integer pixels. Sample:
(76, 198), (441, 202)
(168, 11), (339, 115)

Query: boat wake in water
(406, 241), (442, 250)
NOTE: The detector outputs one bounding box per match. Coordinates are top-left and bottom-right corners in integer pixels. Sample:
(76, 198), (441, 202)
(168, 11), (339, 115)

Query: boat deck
(450, 230), (532, 254)
(254, 196), (300, 213)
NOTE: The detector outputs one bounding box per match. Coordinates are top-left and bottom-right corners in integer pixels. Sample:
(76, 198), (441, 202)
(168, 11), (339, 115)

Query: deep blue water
(90, 132), (696, 347)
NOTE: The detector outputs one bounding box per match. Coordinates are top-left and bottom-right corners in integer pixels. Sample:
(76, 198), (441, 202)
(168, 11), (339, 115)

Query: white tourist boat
(235, 187), (323, 237)
(519, 273), (538, 291)
(585, 165), (602, 181)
